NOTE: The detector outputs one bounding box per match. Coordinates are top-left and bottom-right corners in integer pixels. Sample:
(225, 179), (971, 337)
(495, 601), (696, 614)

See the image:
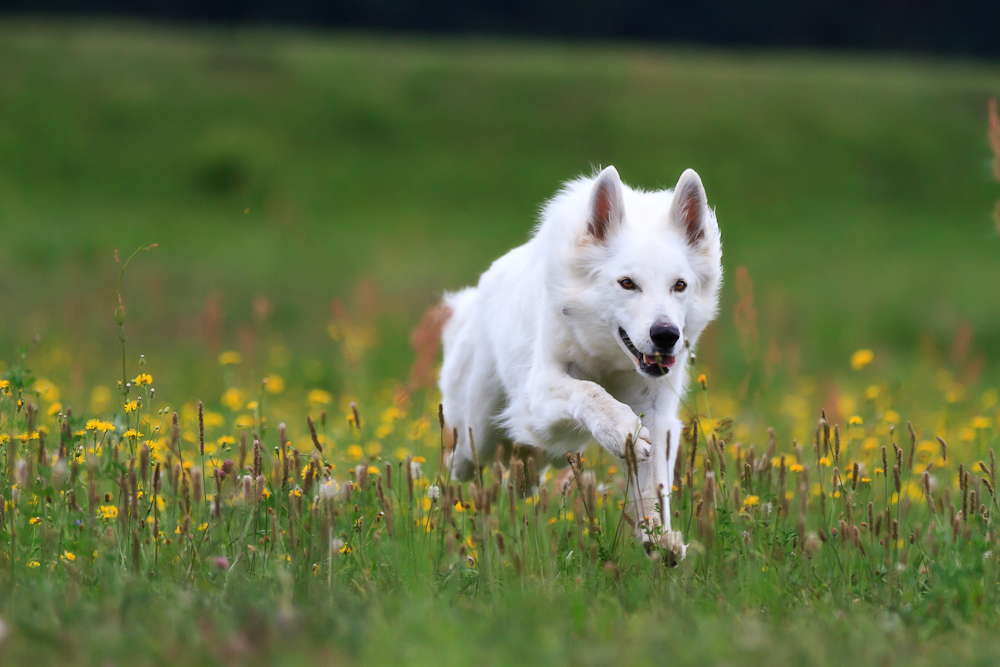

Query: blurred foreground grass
(1, 20), (1000, 667)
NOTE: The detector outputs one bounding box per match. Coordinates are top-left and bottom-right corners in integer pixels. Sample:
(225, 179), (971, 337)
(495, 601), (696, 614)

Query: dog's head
(556, 166), (722, 378)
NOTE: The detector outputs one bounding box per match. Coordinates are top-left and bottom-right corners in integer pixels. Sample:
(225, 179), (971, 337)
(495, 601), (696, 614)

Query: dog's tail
(406, 300), (453, 392)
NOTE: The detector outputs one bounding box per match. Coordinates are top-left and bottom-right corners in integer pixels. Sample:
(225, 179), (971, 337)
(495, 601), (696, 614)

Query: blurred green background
(1, 21), (998, 403)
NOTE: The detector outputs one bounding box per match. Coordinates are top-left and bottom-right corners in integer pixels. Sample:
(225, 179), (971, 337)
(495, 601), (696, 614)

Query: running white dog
(438, 166), (722, 554)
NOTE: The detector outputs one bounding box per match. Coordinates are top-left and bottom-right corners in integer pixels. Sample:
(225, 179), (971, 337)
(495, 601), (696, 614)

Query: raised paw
(593, 405), (648, 460)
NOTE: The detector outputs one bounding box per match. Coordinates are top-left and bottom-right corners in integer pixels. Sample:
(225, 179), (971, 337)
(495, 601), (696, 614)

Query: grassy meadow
(1, 20), (1000, 666)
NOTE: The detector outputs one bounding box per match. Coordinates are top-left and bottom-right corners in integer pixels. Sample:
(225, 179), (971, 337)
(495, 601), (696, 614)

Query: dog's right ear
(586, 166), (625, 244)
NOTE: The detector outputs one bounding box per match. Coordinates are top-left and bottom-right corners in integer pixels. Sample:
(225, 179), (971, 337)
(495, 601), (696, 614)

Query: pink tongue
(643, 354), (676, 368)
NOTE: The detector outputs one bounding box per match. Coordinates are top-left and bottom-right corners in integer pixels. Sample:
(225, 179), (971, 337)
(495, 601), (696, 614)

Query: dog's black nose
(650, 322), (680, 351)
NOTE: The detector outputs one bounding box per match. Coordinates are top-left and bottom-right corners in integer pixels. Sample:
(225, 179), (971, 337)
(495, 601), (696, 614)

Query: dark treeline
(3, 0), (999, 58)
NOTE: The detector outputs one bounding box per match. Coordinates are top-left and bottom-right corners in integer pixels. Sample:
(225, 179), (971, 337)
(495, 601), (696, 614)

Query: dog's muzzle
(619, 328), (676, 377)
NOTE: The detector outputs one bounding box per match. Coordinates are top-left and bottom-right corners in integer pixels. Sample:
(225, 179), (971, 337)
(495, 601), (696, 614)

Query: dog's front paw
(593, 407), (650, 461)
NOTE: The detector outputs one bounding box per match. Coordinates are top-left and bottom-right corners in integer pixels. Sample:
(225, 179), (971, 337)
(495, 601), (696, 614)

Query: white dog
(438, 166), (722, 553)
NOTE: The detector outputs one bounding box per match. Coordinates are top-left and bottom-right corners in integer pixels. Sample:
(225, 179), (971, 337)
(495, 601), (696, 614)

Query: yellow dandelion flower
(789, 463), (804, 473)
(308, 389), (332, 407)
(221, 387), (244, 411)
(29, 517), (41, 525)
(99, 505), (119, 520)
(697, 373), (707, 389)
(47, 402), (62, 416)
(367, 465), (380, 476)
(848, 415), (863, 426)
(124, 400), (139, 414)
(743, 495), (760, 507)
(973, 416), (993, 430)
(124, 429), (140, 439)
(0, 434), (8, 445)
(851, 349), (874, 370)
(264, 375), (285, 394)
(34, 379), (60, 403)
(133, 373), (153, 386)
(819, 456), (832, 467)
(883, 410), (900, 424)
(412, 455), (426, 464)
(198, 522), (209, 531)
(347, 444), (364, 461)
(219, 351), (243, 365)
(0, 379), (9, 391)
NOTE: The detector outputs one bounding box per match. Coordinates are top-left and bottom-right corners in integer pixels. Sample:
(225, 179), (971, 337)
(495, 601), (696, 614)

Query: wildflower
(848, 415), (863, 426)
(264, 375), (285, 394)
(426, 485), (441, 500)
(198, 522), (209, 531)
(339, 544), (352, 554)
(62, 551), (76, 562)
(883, 410), (900, 424)
(133, 373), (153, 386)
(743, 495), (760, 508)
(0, 379), (9, 391)
(789, 463), (804, 473)
(973, 416), (993, 430)
(221, 388), (244, 411)
(124, 400), (139, 414)
(214, 556), (229, 570)
(308, 389), (333, 407)
(99, 505), (118, 521)
(124, 429), (140, 439)
(697, 373), (707, 389)
(819, 456), (832, 467)
(34, 379), (60, 403)
(47, 402), (62, 416)
(218, 351), (243, 365)
(346, 445), (364, 461)
(29, 517), (41, 525)
(27, 561), (40, 568)
(851, 349), (874, 370)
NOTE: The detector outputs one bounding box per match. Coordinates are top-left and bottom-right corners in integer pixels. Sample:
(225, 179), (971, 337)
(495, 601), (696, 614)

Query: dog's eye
(673, 279), (688, 293)
(618, 278), (638, 291)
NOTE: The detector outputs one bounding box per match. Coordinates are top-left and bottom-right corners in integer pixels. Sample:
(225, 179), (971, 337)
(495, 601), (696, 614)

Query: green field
(1, 20), (1000, 666)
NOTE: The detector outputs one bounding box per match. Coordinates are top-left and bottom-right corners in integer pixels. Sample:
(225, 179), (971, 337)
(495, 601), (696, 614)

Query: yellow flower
(743, 495), (759, 508)
(0, 380), (9, 391)
(973, 416), (993, 430)
(89, 386), (112, 414)
(883, 410), (900, 424)
(412, 456), (426, 464)
(217, 435), (236, 448)
(34, 378), (60, 403)
(219, 351), (243, 365)
(234, 415), (255, 429)
(198, 522), (209, 531)
(339, 544), (352, 554)
(221, 388), (244, 411)
(347, 444), (364, 461)
(0, 434), (8, 445)
(47, 402), (62, 416)
(133, 373), (153, 386)
(308, 389), (332, 407)
(99, 505), (119, 520)
(819, 456), (832, 467)
(124, 400), (139, 414)
(124, 429), (140, 439)
(367, 465), (380, 476)
(29, 517), (41, 525)
(851, 349), (874, 370)
(27, 561), (40, 568)
(789, 463), (805, 473)
(697, 373), (708, 389)
(848, 415), (863, 426)
(246, 401), (258, 411)
(62, 551), (76, 562)
(861, 477), (872, 484)
(264, 375), (285, 394)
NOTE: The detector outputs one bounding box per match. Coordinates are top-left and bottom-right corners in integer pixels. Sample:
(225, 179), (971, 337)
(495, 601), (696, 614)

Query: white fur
(438, 166), (722, 553)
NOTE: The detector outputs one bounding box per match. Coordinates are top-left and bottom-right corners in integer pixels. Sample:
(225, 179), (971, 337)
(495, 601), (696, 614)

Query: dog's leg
(515, 372), (653, 462)
(629, 411), (686, 560)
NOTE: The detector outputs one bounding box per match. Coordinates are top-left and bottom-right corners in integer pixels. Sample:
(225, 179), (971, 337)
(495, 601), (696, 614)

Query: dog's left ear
(670, 169), (709, 247)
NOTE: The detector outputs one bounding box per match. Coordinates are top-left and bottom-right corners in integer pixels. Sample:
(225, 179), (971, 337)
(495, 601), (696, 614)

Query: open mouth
(619, 328), (676, 377)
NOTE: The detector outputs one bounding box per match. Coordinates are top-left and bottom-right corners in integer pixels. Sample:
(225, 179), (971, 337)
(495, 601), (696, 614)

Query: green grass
(1, 19), (1000, 666)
